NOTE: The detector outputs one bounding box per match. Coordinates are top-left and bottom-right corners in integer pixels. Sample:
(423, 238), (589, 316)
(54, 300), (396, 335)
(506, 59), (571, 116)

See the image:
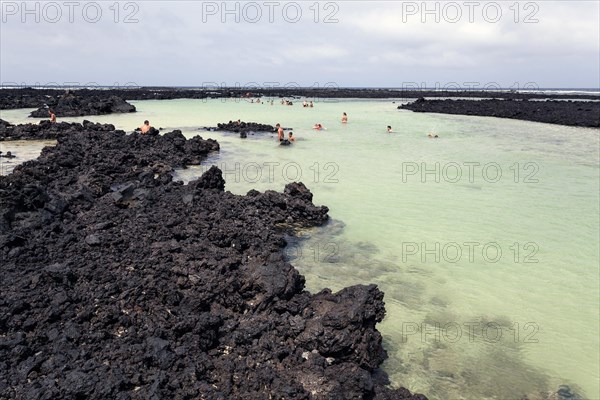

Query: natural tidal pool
(2, 98), (599, 399)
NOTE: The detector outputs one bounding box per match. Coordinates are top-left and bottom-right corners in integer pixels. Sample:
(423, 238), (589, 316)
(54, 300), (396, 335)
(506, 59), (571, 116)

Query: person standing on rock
(140, 120), (152, 134)
(49, 110), (56, 123)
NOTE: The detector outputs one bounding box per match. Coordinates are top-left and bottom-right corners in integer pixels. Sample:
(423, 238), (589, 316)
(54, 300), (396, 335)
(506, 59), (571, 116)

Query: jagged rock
(284, 182), (313, 202)
(0, 120), (116, 141)
(399, 98), (600, 127)
(0, 121), (425, 399)
(214, 120), (277, 135)
(190, 165), (225, 191)
(28, 92), (136, 118)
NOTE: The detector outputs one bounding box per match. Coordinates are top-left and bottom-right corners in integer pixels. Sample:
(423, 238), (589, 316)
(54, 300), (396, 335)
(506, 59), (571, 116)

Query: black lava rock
(28, 91), (136, 118)
(0, 122), (425, 400)
(214, 120), (277, 136)
(0, 120), (116, 141)
(399, 98), (600, 127)
(2, 87), (598, 113)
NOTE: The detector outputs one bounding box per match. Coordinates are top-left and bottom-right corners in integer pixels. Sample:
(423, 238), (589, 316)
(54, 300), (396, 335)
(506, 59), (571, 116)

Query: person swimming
(288, 132), (295, 142)
(387, 125), (393, 133)
(0, 151), (16, 159)
(313, 123), (323, 130)
(342, 112), (348, 123)
(427, 133), (439, 138)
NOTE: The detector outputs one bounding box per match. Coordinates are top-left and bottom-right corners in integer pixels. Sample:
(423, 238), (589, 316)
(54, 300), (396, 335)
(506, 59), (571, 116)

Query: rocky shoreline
(399, 98), (600, 127)
(0, 119), (117, 141)
(1, 87), (598, 109)
(28, 92), (136, 118)
(0, 122), (426, 399)
(2, 87), (598, 128)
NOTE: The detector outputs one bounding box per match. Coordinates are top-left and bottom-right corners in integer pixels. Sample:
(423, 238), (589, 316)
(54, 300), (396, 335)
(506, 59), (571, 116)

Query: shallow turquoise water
(1, 98), (599, 399)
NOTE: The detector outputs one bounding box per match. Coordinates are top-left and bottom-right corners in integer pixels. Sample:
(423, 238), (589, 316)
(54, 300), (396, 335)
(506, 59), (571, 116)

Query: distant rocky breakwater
(0, 121), (427, 399)
(3, 87), (599, 127)
(1, 87), (599, 111)
(400, 97), (600, 127)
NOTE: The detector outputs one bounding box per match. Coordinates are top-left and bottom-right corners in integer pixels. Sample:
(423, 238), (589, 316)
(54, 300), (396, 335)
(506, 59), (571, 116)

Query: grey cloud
(1, 1), (598, 88)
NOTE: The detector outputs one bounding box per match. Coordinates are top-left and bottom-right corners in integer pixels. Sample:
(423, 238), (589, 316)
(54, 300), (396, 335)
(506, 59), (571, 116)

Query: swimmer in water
(288, 132), (295, 142)
(276, 123), (284, 141)
(387, 126), (393, 133)
(341, 112), (348, 123)
(313, 123), (323, 130)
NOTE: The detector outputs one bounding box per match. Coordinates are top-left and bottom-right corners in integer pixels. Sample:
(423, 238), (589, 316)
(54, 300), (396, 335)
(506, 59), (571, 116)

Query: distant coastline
(1, 86), (599, 104)
(2, 85), (599, 94)
(399, 97), (600, 128)
(1, 87), (599, 127)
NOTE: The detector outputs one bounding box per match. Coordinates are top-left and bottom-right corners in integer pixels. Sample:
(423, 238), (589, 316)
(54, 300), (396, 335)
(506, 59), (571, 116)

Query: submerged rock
(523, 384), (585, 400)
(0, 122), (425, 399)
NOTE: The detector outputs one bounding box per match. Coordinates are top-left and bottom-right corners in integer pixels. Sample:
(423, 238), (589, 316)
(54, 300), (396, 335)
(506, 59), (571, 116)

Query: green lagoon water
(1, 98), (599, 399)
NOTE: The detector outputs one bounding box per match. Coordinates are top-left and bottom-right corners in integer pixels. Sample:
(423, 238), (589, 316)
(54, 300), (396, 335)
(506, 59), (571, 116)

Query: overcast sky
(1, 1), (599, 88)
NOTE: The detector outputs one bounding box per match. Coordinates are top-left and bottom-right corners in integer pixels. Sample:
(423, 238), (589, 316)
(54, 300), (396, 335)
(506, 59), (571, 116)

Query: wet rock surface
(1, 120), (117, 141)
(205, 121), (278, 139)
(28, 92), (136, 118)
(400, 98), (600, 127)
(0, 123), (426, 399)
